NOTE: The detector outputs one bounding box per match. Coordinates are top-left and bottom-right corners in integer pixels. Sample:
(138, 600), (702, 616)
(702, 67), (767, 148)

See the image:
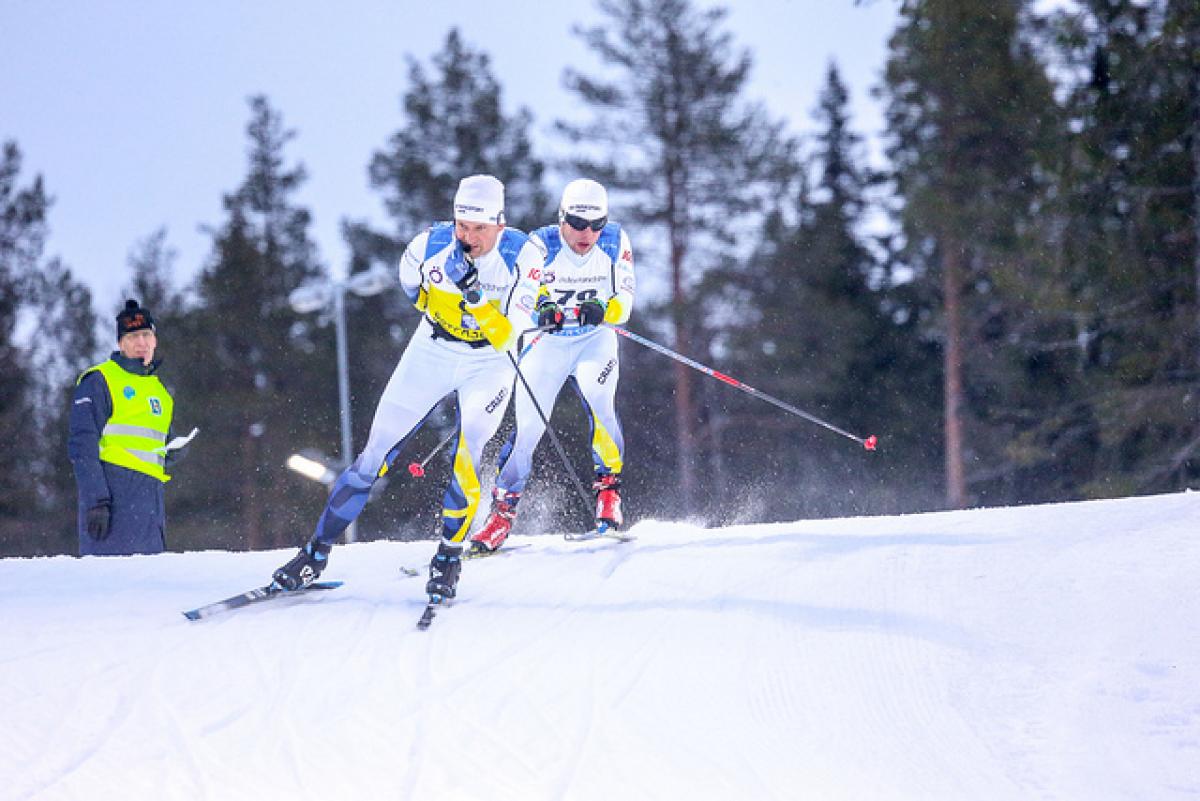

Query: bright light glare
(287, 453), (335, 484)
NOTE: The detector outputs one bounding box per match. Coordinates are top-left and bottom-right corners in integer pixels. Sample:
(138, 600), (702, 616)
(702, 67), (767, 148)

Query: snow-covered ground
(3, 492), (1198, 800)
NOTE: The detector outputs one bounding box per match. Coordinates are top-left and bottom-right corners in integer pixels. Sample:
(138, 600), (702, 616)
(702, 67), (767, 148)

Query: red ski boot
(593, 474), (623, 529)
(469, 490), (520, 554)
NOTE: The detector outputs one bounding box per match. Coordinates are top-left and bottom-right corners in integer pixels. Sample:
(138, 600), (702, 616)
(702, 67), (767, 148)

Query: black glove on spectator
(86, 503), (111, 540)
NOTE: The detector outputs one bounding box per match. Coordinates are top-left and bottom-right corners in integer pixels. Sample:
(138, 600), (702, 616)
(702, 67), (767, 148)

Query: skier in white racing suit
(469, 178), (636, 552)
(272, 175), (542, 599)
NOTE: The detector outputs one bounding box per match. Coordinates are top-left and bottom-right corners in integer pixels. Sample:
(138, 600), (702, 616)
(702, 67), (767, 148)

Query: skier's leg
(307, 405), (437, 546)
(571, 330), (625, 477)
(426, 354), (513, 598)
(312, 337), (452, 546)
(493, 339), (574, 497)
(571, 330), (625, 527)
(436, 358), (516, 546)
(274, 336), (452, 589)
(468, 342), (574, 552)
(469, 383), (544, 552)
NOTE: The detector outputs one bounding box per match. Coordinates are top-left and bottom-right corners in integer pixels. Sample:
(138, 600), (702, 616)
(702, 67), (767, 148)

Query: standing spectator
(69, 300), (193, 556)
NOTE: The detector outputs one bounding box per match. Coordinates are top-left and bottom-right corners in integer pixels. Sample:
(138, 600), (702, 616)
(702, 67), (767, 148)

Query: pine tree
(881, 0), (1058, 507)
(707, 63), (941, 520)
(174, 96), (335, 551)
(121, 227), (184, 322)
(0, 141), (101, 555)
(1032, 0), (1200, 496)
(364, 27), (550, 245)
(559, 0), (794, 513)
(0, 142), (43, 527)
(26, 257), (99, 553)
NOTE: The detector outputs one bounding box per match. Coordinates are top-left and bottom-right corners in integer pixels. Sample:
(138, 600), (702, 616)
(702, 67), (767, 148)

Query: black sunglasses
(563, 213), (607, 232)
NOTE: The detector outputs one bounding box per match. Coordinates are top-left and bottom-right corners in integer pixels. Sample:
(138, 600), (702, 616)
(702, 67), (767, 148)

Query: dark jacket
(68, 353), (179, 556)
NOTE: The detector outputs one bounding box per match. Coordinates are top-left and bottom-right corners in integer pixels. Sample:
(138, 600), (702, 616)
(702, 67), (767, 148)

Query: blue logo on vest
(149, 398), (163, 415)
(123, 386), (136, 399)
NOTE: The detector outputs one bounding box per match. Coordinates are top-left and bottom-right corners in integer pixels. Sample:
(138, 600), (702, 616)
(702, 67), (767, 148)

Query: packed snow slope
(3, 492), (1198, 801)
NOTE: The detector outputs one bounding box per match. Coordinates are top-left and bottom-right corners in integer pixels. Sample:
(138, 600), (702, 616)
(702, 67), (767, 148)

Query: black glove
(453, 258), (482, 305)
(86, 503), (112, 540)
(537, 301), (565, 332)
(577, 299), (606, 327)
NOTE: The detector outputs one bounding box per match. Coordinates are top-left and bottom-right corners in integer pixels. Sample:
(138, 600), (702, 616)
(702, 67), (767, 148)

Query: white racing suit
(310, 222), (541, 546)
(494, 222), (636, 497)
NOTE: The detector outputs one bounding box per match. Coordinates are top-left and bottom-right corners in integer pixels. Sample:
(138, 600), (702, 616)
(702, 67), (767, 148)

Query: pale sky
(2, 0), (898, 315)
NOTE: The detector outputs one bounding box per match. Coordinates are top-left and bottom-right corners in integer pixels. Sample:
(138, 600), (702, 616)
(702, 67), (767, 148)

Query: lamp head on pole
(346, 267), (393, 298)
(288, 283), (334, 314)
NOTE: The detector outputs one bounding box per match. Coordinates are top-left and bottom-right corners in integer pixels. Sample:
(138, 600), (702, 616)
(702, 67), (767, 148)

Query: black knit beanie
(116, 299), (155, 342)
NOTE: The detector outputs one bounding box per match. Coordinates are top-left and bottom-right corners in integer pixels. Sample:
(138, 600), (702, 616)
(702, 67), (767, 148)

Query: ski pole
(506, 327), (597, 520)
(507, 349), (596, 519)
(406, 326), (553, 478)
(606, 324), (878, 451)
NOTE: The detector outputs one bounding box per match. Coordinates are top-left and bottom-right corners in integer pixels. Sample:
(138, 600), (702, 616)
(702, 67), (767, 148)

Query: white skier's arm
(398, 230), (431, 310)
(605, 228), (635, 325)
(503, 236), (549, 337)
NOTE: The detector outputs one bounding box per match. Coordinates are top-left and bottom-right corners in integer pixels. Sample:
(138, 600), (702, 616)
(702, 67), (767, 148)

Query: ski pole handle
(520, 322), (567, 337)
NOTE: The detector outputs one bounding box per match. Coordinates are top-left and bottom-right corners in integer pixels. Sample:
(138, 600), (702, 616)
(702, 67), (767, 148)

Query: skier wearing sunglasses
(470, 179), (636, 552)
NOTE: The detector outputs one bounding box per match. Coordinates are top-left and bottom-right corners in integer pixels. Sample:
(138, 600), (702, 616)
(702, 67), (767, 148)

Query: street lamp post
(288, 266), (394, 543)
(332, 285), (352, 482)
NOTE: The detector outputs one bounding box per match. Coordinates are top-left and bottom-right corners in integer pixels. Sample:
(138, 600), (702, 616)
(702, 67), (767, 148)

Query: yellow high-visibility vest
(78, 359), (174, 483)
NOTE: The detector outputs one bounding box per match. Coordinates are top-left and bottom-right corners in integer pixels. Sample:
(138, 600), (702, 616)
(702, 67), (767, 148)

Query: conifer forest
(2, 0), (1197, 556)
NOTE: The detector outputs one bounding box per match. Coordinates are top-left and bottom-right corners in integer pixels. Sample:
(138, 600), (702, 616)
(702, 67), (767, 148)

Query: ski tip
(464, 542), (532, 560)
(182, 610), (201, 621)
(311, 580), (344, 590)
(417, 597), (444, 630)
(464, 544), (499, 560)
(564, 528), (636, 543)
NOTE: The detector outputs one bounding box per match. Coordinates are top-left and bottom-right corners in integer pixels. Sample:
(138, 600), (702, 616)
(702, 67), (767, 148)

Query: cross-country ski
(182, 580), (343, 621)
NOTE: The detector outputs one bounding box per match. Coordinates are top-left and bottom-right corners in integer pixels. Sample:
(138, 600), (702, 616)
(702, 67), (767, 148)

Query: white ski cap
(559, 178), (608, 221)
(453, 174), (505, 225)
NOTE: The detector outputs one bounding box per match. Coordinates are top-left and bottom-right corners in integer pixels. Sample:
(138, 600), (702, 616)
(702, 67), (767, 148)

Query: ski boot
(594, 473), (623, 529)
(469, 490), (520, 554)
(426, 541), (463, 599)
(273, 540), (332, 591)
